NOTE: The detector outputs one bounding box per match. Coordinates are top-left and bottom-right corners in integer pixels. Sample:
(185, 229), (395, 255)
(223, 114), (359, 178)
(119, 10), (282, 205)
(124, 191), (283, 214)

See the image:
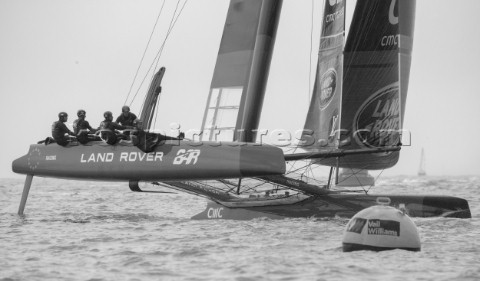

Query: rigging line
(307, 164), (319, 184)
(153, 0), (186, 72)
(286, 162), (311, 176)
(132, 0), (178, 110)
(141, 1), (179, 128)
(366, 156), (397, 194)
(135, 1), (189, 131)
(136, 0), (182, 109)
(152, 0), (184, 129)
(337, 159), (378, 194)
(130, 0), (188, 109)
(241, 179), (277, 194)
(124, 0), (166, 106)
(337, 160), (371, 193)
(150, 0), (187, 128)
(288, 160), (312, 176)
(285, 161), (316, 176)
(292, 163), (324, 186)
(366, 169), (385, 194)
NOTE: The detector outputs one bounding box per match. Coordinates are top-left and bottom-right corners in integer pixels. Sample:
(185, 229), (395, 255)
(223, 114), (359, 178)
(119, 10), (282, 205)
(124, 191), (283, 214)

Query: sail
(316, 0), (416, 170)
(201, 0), (283, 142)
(302, 0), (345, 151)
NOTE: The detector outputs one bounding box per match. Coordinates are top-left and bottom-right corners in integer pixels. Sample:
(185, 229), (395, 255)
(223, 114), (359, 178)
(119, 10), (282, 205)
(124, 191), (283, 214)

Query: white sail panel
(203, 87), (242, 141)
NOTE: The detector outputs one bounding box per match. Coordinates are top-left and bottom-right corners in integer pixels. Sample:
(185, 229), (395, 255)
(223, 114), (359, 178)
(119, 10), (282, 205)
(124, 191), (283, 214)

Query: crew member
(73, 109), (96, 144)
(116, 105), (137, 127)
(98, 111), (127, 145)
(52, 112), (75, 146)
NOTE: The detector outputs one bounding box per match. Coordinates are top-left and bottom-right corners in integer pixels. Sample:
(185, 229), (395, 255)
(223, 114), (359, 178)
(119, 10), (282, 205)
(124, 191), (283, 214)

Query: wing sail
(314, 0), (416, 170)
(201, 0), (283, 142)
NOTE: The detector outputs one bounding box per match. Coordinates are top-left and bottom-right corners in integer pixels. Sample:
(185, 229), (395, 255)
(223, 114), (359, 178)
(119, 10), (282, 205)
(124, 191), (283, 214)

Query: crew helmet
(122, 105), (130, 113)
(77, 109), (86, 117)
(58, 112), (68, 118)
(104, 111), (113, 119)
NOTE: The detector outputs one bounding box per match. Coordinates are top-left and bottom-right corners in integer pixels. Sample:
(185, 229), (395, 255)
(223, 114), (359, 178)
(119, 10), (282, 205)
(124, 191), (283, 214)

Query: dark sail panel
(318, 0), (416, 170)
(201, 0), (282, 142)
(302, 0), (345, 151)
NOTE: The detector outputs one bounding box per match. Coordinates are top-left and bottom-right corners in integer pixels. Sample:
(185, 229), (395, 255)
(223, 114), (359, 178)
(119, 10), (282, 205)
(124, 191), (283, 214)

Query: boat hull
(192, 194), (471, 220)
(11, 141), (286, 181)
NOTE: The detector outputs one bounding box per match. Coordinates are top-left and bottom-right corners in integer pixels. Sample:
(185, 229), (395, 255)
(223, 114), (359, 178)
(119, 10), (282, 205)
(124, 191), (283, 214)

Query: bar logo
(367, 219), (400, 236)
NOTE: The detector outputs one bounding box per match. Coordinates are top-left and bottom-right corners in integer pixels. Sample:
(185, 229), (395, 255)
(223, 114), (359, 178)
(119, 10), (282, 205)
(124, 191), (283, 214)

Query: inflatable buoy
(342, 200), (421, 252)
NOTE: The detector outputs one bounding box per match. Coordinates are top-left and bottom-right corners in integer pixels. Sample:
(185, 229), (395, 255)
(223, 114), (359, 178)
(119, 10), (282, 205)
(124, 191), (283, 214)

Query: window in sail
(202, 87), (242, 142)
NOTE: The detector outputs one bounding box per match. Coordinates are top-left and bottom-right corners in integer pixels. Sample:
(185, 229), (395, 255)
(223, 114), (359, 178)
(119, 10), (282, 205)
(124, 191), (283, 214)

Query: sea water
(1, 176), (479, 281)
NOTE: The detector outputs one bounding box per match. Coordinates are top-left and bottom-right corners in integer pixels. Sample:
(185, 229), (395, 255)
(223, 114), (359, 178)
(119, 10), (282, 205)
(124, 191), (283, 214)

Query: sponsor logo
(207, 207), (223, 219)
(367, 219), (400, 236)
(46, 155), (56, 161)
(326, 1), (345, 23)
(346, 217), (367, 234)
(319, 69), (337, 109)
(381, 34), (399, 47)
(173, 149), (201, 165)
(380, 0), (399, 47)
(389, 0), (399, 25)
(80, 152), (164, 163)
(353, 83), (401, 148)
(81, 153), (114, 163)
(119, 152), (163, 162)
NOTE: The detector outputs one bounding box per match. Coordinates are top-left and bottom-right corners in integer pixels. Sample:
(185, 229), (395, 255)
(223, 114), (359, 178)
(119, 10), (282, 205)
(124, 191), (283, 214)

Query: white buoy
(342, 198), (421, 252)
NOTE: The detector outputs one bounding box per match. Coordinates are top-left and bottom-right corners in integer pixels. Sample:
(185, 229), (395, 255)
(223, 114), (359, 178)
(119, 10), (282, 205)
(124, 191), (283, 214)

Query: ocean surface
(1, 176), (479, 281)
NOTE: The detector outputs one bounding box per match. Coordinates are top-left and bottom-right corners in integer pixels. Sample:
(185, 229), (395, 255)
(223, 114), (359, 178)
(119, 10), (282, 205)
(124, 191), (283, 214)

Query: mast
(235, 0), (283, 142)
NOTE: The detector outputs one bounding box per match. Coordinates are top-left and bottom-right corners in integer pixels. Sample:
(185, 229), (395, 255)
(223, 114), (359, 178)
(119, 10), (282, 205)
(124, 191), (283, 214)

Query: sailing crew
(97, 111), (127, 145)
(51, 112), (76, 146)
(73, 109), (96, 144)
(116, 105), (137, 127)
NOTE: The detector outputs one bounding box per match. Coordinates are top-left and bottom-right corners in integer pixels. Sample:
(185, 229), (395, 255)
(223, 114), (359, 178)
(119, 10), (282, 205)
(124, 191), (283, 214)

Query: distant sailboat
(418, 148), (426, 176)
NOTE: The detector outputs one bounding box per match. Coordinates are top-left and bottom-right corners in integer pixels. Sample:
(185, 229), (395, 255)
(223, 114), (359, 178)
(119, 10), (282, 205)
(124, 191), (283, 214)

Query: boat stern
(12, 145), (42, 175)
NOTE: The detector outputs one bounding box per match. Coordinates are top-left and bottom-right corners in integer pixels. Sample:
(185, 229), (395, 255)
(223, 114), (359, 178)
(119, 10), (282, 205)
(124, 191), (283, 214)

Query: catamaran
(12, 0), (471, 219)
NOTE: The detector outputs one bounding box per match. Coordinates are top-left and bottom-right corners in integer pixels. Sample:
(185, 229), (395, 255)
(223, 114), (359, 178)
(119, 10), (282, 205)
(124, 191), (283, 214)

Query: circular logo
(353, 83), (401, 148)
(27, 147), (41, 171)
(319, 69), (337, 109)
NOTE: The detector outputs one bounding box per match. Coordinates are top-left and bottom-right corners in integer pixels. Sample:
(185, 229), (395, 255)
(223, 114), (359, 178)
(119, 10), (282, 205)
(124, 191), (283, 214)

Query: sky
(1, 0), (480, 179)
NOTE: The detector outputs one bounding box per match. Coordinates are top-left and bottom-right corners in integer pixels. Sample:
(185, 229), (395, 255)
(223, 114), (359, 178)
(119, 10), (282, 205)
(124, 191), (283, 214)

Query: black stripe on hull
(342, 243), (420, 252)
